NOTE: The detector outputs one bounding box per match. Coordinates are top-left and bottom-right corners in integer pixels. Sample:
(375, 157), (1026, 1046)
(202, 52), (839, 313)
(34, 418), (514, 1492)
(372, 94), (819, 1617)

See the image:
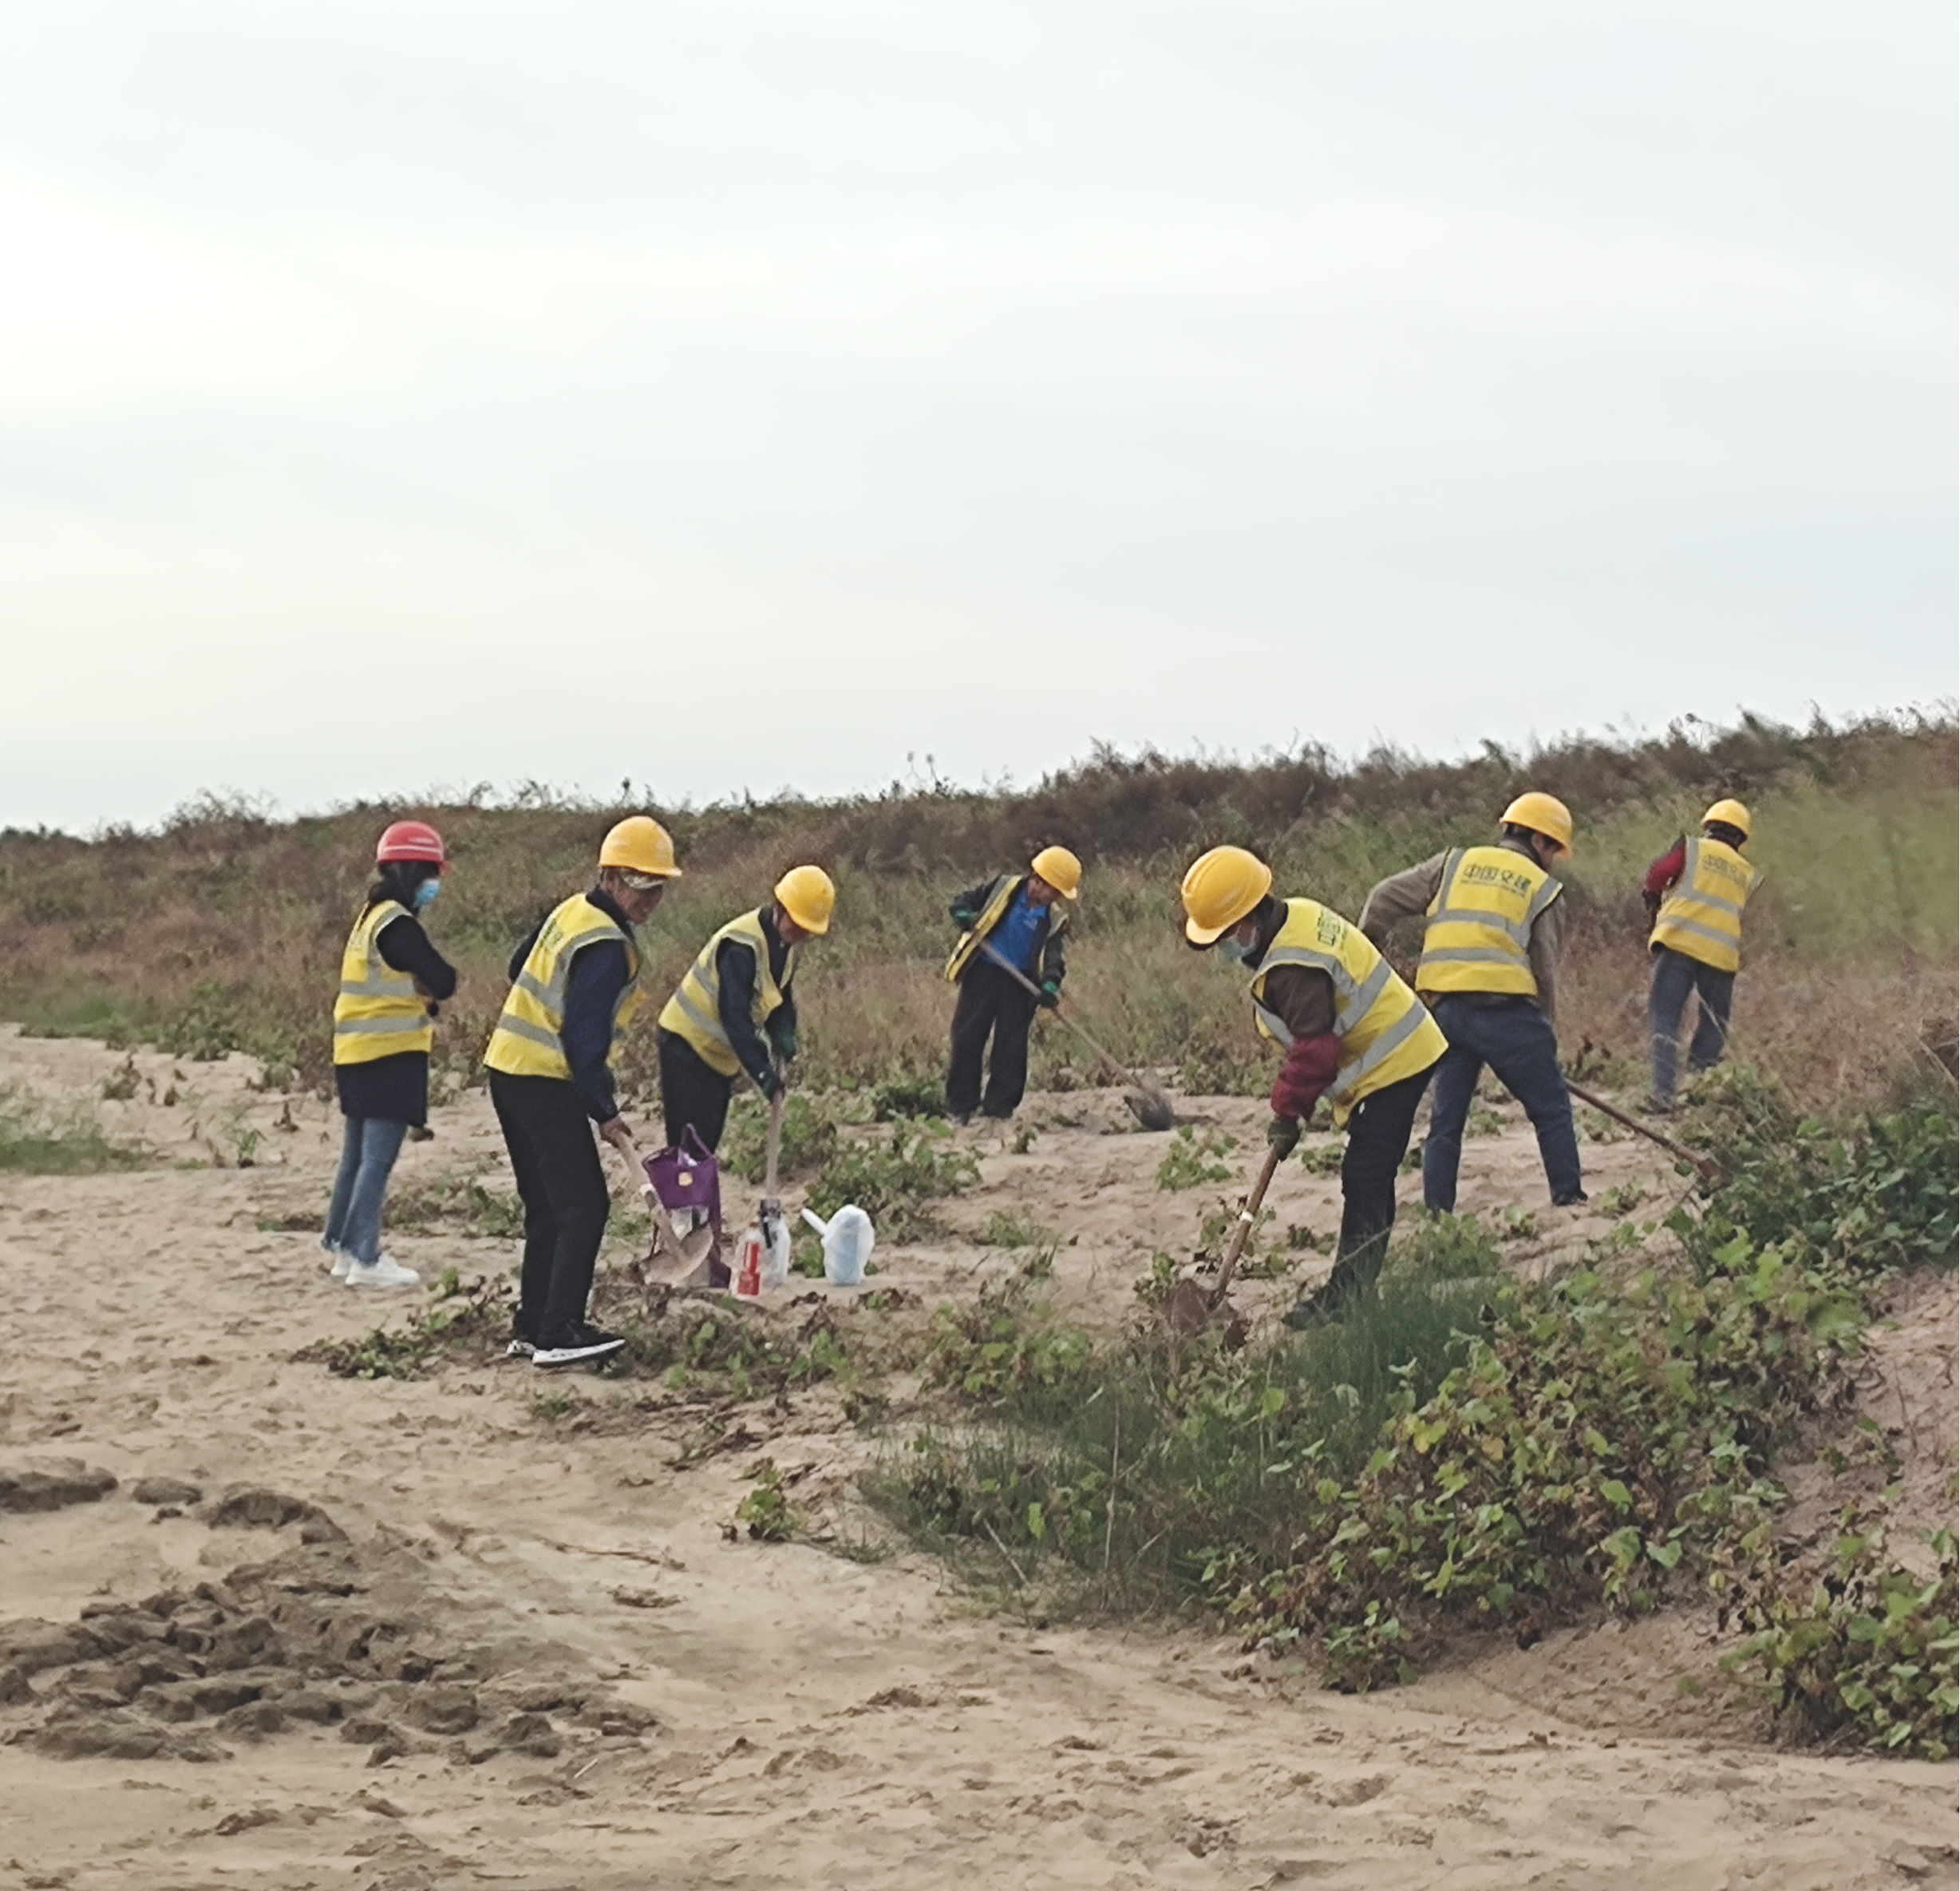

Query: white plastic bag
(800, 1204), (875, 1287)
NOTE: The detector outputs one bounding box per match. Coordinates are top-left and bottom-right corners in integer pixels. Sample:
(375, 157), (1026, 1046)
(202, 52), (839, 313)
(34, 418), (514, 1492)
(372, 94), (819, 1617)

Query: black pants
(946, 961), (1038, 1119)
(489, 1072), (610, 1340)
(1328, 1060), (1438, 1295)
(658, 1028), (736, 1152)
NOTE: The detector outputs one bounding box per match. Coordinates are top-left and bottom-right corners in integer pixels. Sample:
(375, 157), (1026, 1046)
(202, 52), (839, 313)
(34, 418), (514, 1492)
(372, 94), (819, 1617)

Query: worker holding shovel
(483, 816), (682, 1367)
(942, 847), (1080, 1123)
(655, 865), (836, 1151)
(1359, 792), (1587, 1213)
(1180, 846), (1448, 1327)
(1641, 798), (1760, 1113)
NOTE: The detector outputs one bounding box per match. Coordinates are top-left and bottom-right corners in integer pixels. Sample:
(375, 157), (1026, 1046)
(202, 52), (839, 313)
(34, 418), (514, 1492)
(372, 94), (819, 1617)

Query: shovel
(1564, 1078), (1726, 1185)
(757, 1086), (786, 1255)
(975, 940), (1176, 1131)
(622, 1135), (720, 1285)
(1166, 1142), (1284, 1334)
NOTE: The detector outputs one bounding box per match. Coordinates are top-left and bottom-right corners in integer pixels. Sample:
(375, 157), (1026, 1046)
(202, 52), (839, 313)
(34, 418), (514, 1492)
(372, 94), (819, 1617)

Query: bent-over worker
(484, 816), (682, 1367)
(1359, 792), (1585, 1211)
(326, 820), (457, 1291)
(1181, 844), (1447, 1326)
(656, 865), (836, 1151)
(943, 846), (1080, 1123)
(1642, 797), (1760, 1113)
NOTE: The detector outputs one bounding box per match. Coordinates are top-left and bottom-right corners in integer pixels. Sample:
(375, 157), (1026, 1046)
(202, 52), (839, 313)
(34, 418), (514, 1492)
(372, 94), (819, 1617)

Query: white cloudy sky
(2, 2), (1953, 830)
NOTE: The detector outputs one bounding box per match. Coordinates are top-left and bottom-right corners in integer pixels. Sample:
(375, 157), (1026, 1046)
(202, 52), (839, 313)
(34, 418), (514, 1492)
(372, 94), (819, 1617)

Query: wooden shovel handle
(762, 1086), (784, 1202)
(1211, 1143), (1285, 1305)
(1565, 1077), (1724, 1182)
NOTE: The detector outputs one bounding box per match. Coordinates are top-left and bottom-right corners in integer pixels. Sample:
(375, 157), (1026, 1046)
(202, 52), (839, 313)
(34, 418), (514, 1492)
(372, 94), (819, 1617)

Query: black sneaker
(506, 1314), (538, 1360)
(532, 1325), (626, 1368)
(1552, 1190), (1590, 1208)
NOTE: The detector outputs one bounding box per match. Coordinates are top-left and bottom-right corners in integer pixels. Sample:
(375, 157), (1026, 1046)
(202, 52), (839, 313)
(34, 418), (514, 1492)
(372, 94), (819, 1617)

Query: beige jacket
(1357, 839), (1567, 1024)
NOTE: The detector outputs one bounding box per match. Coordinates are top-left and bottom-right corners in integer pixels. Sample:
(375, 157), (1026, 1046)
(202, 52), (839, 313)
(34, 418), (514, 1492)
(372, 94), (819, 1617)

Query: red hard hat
(375, 820), (446, 866)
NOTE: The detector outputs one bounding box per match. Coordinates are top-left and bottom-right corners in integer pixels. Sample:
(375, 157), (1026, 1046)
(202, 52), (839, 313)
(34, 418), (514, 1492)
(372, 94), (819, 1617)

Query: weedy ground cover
(869, 1080), (1960, 1758)
(0, 1083), (147, 1174)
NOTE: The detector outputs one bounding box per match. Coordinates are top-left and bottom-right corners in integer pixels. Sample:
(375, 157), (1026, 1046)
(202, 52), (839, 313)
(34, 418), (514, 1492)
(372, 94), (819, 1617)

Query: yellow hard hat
(1702, 798), (1752, 839)
(773, 864), (836, 935)
(1180, 845), (1274, 945)
(1029, 846), (1082, 900)
(1500, 791), (1575, 858)
(598, 815), (682, 877)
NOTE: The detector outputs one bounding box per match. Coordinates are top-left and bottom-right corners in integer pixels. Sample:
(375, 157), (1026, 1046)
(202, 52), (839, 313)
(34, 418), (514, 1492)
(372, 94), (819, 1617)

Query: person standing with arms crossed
(325, 820), (457, 1289)
(484, 816), (682, 1367)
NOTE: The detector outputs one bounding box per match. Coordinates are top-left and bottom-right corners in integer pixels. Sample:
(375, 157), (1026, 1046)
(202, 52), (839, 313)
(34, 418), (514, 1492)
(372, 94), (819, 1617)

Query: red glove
(1271, 1032), (1341, 1120)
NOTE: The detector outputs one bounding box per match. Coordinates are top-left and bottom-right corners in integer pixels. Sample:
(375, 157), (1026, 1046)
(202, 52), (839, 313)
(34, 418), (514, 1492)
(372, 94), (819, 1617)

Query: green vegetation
(733, 1459), (804, 1542)
(388, 1171), (527, 1240)
(976, 1208), (1061, 1249)
(1155, 1125), (1238, 1191)
(870, 1083), (1959, 1755)
(298, 1273), (507, 1380)
(0, 713), (1946, 1114)
(804, 1121), (979, 1242)
(0, 1083), (146, 1174)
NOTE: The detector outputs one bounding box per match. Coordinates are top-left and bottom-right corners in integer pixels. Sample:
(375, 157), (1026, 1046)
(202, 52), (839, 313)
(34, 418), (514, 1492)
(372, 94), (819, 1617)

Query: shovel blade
(1124, 1089), (1177, 1132)
(1166, 1277), (1218, 1335)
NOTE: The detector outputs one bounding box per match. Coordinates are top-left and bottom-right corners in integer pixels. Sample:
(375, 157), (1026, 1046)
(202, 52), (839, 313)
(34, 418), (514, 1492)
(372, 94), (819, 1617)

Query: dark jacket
(949, 875), (1066, 987)
(333, 909), (457, 1127)
(713, 906), (798, 1092)
(507, 885), (636, 1123)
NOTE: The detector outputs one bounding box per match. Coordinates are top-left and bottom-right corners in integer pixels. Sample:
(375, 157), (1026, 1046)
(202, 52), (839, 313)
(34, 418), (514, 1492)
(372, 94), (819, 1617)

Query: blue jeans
(1647, 945), (1734, 1104)
(323, 1115), (409, 1266)
(1422, 995), (1583, 1210)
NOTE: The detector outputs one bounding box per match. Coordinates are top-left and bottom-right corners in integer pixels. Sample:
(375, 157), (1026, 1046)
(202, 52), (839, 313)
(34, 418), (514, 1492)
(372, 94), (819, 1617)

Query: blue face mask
(413, 878), (441, 911)
(1215, 936), (1249, 965)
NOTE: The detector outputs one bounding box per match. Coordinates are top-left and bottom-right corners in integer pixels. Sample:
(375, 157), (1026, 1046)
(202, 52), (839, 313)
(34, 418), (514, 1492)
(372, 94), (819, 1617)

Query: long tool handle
(762, 1087), (784, 1202)
(1565, 1077), (1722, 1181)
(1210, 1143), (1284, 1305)
(976, 940), (1149, 1089)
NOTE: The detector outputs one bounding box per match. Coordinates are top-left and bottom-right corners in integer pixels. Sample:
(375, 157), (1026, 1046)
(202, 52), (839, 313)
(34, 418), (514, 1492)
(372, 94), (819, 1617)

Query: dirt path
(0, 1028), (1952, 1890)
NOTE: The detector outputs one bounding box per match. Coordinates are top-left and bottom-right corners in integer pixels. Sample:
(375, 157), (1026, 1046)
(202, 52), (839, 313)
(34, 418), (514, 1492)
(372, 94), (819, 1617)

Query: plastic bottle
(760, 1216), (791, 1291)
(733, 1226), (764, 1300)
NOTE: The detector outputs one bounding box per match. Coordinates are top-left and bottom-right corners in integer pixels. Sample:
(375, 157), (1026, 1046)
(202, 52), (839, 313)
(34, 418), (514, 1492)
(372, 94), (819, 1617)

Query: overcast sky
(2, 2), (1953, 831)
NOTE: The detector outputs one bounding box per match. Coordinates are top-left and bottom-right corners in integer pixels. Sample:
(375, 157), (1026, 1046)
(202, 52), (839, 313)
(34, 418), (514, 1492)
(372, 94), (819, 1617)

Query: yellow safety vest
(657, 909), (796, 1080)
(943, 873), (1069, 982)
(1416, 846), (1563, 997)
(1251, 898), (1447, 1127)
(1651, 836), (1760, 973)
(483, 894), (642, 1082)
(333, 900), (435, 1066)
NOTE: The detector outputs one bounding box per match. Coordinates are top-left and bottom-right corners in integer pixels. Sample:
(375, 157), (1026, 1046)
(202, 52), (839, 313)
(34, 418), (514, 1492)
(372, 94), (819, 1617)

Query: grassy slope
(0, 713), (1951, 1109)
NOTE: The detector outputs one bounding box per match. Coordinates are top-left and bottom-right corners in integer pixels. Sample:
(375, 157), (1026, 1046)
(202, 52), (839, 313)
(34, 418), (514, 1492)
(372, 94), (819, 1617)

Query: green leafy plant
(807, 1122), (980, 1242)
(871, 1076), (946, 1121)
(722, 1092), (844, 1182)
(388, 1171), (526, 1240)
(1726, 1508), (1958, 1760)
(1297, 1139), (1344, 1175)
(1156, 1126), (1237, 1192)
(735, 1459), (803, 1542)
(298, 1273), (508, 1380)
(977, 1209), (1059, 1249)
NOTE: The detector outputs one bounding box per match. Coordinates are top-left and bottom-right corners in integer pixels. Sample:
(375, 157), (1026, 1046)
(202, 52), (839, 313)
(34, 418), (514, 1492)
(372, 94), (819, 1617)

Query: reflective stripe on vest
(482, 894), (642, 1082)
(1650, 836), (1759, 973)
(1249, 898), (1448, 1127)
(332, 901), (433, 1067)
(656, 909), (795, 1080)
(943, 874), (1067, 982)
(1416, 846), (1562, 997)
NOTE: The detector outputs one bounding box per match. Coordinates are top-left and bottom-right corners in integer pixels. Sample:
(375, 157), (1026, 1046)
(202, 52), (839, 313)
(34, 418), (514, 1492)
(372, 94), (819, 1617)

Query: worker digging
(323, 820), (457, 1290)
(482, 815), (682, 1367)
(942, 846), (1080, 1123)
(1642, 797), (1761, 1113)
(1180, 844), (1448, 1326)
(656, 864), (836, 1153)
(1360, 791), (1587, 1213)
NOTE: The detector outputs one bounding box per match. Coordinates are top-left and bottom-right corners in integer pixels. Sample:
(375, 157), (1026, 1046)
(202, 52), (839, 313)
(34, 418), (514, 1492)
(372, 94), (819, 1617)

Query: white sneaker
(320, 1238), (352, 1280)
(345, 1254), (421, 1289)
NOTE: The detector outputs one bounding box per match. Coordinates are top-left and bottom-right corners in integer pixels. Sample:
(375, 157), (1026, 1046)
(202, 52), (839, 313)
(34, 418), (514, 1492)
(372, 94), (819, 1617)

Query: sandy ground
(0, 1026), (1954, 1891)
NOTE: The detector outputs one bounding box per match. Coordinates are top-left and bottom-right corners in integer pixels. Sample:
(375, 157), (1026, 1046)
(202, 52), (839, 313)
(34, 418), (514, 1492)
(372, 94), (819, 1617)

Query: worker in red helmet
(322, 820), (458, 1289)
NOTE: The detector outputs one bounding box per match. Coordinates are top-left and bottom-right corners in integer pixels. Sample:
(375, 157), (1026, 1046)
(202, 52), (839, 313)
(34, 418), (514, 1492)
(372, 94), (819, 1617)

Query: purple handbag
(642, 1127), (721, 1238)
